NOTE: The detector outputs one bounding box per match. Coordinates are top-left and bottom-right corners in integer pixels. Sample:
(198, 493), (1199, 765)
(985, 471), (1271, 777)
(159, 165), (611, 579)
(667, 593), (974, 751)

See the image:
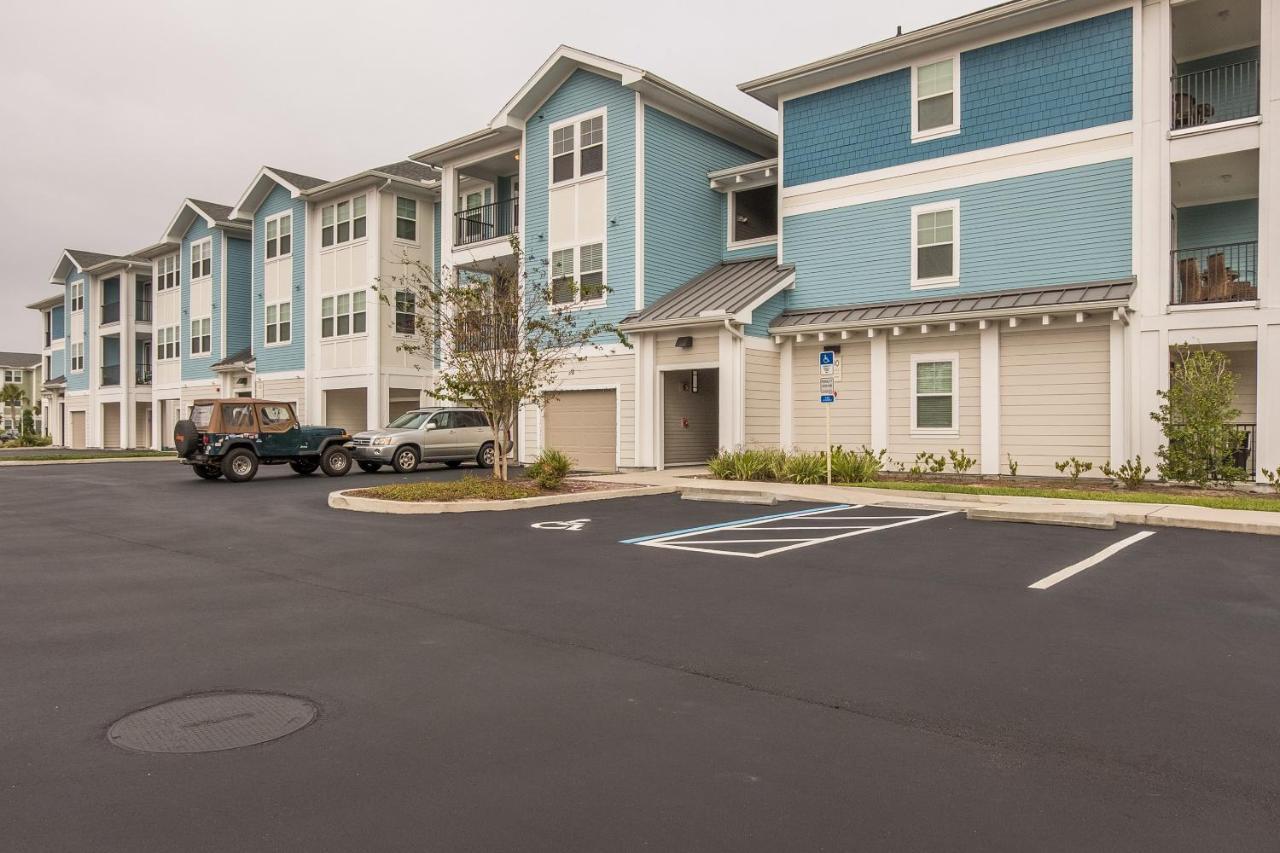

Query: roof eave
(769, 297), (1132, 336)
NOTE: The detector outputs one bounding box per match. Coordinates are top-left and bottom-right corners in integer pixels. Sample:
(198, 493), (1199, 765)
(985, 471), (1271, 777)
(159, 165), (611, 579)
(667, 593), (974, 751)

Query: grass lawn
(0, 450), (175, 462)
(841, 480), (1280, 513)
(350, 477), (546, 503)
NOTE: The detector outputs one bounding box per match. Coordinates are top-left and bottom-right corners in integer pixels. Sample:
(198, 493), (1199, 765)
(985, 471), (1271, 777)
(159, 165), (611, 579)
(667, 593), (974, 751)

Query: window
(913, 57), (959, 140)
(190, 317), (211, 356)
(265, 213), (291, 259)
(551, 112), (605, 184)
(2, 369), (20, 382)
(69, 342), (84, 372)
(395, 197), (417, 241)
(220, 402), (257, 432)
(320, 290), (366, 338)
(265, 301), (291, 345)
(730, 185), (778, 245)
(550, 243), (604, 306)
(157, 326), (180, 361)
(190, 239), (212, 279)
(156, 255), (179, 291)
(911, 354), (958, 433)
(911, 202), (958, 288)
(321, 195), (367, 248)
(257, 403), (295, 432)
(70, 281), (84, 312)
(395, 290), (416, 335)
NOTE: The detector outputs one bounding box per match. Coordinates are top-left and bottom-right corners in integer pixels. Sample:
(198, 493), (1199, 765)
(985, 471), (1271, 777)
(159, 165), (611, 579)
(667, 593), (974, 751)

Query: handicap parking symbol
(531, 518), (591, 531)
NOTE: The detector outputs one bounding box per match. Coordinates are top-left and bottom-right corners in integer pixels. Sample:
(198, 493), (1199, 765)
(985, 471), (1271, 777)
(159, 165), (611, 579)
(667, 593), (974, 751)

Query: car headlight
(371, 435), (395, 446)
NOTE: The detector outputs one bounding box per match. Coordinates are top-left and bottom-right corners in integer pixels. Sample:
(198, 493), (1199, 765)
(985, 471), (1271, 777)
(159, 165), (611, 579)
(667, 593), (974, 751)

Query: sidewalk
(578, 468), (1280, 537)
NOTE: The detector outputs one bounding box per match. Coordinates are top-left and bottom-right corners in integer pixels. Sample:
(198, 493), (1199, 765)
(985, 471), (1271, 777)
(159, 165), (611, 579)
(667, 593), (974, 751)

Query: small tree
(0, 383), (22, 435)
(21, 407), (36, 438)
(1151, 347), (1244, 486)
(382, 238), (623, 481)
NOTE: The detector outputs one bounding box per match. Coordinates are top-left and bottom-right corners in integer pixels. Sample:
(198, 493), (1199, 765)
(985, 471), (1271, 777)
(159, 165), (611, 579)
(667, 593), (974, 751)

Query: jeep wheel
(358, 461), (382, 473)
(290, 460), (319, 476)
(392, 446), (420, 474)
(193, 464), (222, 480)
(477, 442), (496, 469)
(221, 448), (259, 482)
(321, 445), (352, 477)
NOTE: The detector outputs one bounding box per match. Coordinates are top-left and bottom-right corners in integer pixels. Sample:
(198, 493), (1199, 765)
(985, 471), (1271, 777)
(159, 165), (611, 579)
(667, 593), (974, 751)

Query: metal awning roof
(770, 279), (1135, 334)
(621, 258), (794, 330)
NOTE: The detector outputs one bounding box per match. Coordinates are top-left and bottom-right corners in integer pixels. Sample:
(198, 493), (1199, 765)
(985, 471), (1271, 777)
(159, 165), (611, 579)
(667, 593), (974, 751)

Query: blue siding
(1176, 199), (1258, 249)
(224, 236), (252, 358)
(252, 184), (307, 374)
(784, 10), (1133, 186)
(180, 218), (220, 381)
(66, 272), (88, 392)
(783, 158), (1132, 308)
(643, 105), (761, 302)
(744, 290), (788, 338)
(50, 348), (64, 380)
(524, 69), (635, 330)
(50, 306), (65, 340)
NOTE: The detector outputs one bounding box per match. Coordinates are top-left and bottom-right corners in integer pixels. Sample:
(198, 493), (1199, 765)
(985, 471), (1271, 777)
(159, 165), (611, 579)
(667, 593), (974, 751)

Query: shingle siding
(252, 184), (307, 375)
(783, 9), (1133, 186)
(782, 158), (1133, 309)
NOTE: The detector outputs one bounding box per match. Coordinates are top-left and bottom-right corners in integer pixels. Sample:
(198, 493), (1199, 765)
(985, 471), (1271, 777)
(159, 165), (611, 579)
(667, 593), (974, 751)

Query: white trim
(264, 210), (294, 260)
(726, 183), (780, 250)
(318, 191), (369, 252)
(189, 316), (213, 358)
(911, 52), (961, 143)
(548, 107), (607, 189)
(392, 194), (421, 247)
(910, 200), (960, 290)
(1109, 319), (1126, 468)
(189, 238), (213, 282)
(870, 334), (888, 450)
(264, 299), (292, 348)
(909, 351), (959, 437)
(979, 322), (999, 474)
(635, 93), (646, 311)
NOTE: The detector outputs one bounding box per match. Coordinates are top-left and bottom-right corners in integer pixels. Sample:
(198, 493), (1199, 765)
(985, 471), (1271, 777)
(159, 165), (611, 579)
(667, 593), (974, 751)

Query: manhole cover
(108, 692), (318, 754)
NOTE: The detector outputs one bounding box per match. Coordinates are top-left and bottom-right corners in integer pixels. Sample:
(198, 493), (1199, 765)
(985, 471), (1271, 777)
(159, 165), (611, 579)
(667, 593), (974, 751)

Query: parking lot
(3, 460), (1279, 851)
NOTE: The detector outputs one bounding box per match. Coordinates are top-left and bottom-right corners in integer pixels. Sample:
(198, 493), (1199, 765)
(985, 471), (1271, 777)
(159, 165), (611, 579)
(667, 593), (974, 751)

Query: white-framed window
(265, 213), (292, 260)
(69, 281), (84, 313)
(321, 195), (367, 248)
(2, 369), (20, 383)
(728, 184), (778, 247)
(912, 55), (960, 141)
(550, 110), (605, 185)
(910, 353), (959, 435)
(69, 342), (84, 372)
(320, 290), (367, 338)
(394, 290), (416, 335)
(395, 196), (418, 242)
(190, 239), (212, 280)
(910, 201), (959, 289)
(157, 325), (180, 361)
(156, 255), (179, 291)
(265, 301), (291, 345)
(190, 317), (211, 356)
(550, 242), (605, 307)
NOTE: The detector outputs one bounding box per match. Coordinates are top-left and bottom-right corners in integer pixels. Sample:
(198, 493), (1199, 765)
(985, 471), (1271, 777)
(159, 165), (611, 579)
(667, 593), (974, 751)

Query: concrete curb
(680, 487), (778, 506)
(328, 484), (676, 514)
(0, 455), (175, 468)
(967, 506), (1116, 530)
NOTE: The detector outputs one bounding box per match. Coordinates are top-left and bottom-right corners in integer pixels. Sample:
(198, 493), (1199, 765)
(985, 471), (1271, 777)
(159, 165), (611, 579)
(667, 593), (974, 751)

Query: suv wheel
(477, 442), (496, 469)
(321, 445), (352, 477)
(391, 446), (420, 474)
(290, 460), (319, 476)
(221, 448), (259, 482)
(193, 464), (222, 480)
(358, 461), (382, 473)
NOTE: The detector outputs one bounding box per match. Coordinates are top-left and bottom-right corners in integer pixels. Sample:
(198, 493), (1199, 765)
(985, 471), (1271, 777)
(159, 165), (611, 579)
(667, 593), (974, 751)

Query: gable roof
(620, 258), (795, 330)
(161, 198), (250, 243)
(414, 45), (775, 164)
(49, 249), (143, 284)
(231, 166), (329, 220)
(306, 160), (441, 201)
(0, 351), (40, 369)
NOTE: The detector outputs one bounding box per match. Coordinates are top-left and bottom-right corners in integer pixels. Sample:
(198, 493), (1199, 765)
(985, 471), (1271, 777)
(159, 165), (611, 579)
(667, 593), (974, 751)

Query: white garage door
(70, 411), (87, 449)
(325, 388), (368, 435)
(543, 390), (616, 472)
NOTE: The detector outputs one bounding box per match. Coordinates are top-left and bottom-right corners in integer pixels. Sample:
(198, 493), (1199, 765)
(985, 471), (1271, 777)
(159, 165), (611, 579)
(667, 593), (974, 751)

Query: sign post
(819, 352), (836, 485)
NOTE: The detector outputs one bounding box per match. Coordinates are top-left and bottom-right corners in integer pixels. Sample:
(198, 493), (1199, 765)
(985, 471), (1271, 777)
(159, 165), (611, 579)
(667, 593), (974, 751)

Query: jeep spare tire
(174, 420), (200, 458)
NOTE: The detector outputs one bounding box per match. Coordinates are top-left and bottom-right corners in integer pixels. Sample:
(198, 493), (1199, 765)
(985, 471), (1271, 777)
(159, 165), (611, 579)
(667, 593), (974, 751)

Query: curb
(328, 484), (676, 514)
(967, 507), (1116, 530)
(680, 487), (778, 506)
(0, 455), (175, 468)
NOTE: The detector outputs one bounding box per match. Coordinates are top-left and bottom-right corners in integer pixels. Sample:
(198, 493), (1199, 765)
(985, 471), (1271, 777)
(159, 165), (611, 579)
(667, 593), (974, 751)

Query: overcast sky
(0, 0), (984, 351)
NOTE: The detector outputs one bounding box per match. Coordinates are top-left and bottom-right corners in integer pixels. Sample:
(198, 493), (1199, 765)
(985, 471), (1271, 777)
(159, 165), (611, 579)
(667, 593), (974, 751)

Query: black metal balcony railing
(101, 302), (120, 325)
(101, 365), (120, 386)
(135, 366), (152, 386)
(1171, 241), (1258, 305)
(454, 197), (518, 247)
(135, 299), (152, 323)
(1232, 423), (1257, 478)
(1171, 59), (1260, 130)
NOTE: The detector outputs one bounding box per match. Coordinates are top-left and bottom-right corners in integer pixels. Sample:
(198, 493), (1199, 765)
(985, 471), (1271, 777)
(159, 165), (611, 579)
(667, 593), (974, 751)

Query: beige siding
(379, 190), (436, 377)
(102, 403), (121, 449)
(180, 383), (220, 413)
(257, 377), (306, 417)
(544, 389), (617, 471)
(1000, 324), (1110, 477)
(663, 368), (719, 464)
(324, 387), (368, 434)
(792, 342), (872, 451)
(888, 334), (981, 467)
(1225, 349), (1257, 423)
(744, 347), (780, 449)
(655, 329), (718, 369)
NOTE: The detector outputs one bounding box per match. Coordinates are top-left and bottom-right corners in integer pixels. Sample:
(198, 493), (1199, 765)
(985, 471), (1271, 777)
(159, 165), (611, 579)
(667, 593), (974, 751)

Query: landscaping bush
(1152, 348), (1245, 486)
(1262, 468), (1280, 493)
(1054, 457), (1094, 485)
(1101, 456), (1151, 490)
(830, 446), (885, 483)
(948, 448), (976, 475)
(525, 447), (573, 489)
(780, 451), (827, 485)
(1006, 454), (1019, 477)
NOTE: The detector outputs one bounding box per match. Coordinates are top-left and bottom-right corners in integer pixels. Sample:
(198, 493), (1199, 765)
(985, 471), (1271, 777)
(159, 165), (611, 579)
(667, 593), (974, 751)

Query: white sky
(0, 0), (984, 351)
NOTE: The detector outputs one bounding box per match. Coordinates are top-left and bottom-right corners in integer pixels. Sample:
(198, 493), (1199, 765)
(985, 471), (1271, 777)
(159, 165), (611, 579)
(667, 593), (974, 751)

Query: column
(979, 321), (1000, 475)
(870, 332), (888, 452)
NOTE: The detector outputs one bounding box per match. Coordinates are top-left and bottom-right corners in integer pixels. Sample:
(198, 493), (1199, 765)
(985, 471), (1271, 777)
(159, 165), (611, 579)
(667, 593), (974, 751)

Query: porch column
(1109, 320), (1128, 468)
(778, 338), (793, 449)
(718, 326), (745, 450)
(979, 321), (1000, 475)
(633, 333), (656, 467)
(1259, 323), (1278, 482)
(870, 332), (888, 452)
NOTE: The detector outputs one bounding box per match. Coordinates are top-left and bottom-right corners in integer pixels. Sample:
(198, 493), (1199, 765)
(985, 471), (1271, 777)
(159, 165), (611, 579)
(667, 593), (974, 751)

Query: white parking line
(1028, 531), (1157, 590)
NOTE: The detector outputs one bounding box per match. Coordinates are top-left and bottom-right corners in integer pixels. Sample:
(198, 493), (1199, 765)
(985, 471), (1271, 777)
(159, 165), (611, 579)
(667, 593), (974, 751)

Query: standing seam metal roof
(622, 258), (793, 325)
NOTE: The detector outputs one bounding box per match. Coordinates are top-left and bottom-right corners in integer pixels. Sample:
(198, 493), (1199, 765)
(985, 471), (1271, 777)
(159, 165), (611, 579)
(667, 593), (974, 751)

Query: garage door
(102, 404), (120, 449)
(70, 411), (86, 449)
(325, 388), (368, 435)
(543, 390), (616, 471)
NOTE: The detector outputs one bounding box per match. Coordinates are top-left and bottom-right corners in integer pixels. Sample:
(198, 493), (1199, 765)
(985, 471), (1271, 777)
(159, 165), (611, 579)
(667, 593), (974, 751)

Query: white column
(718, 327), (744, 450)
(1109, 320), (1127, 467)
(151, 398), (163, 450)
(1258, 323), (1277, 482)
(870, 332), (888, 452)
(979, 322), (1000, 475)
(633, 333), (656, 466)
(778, 338), (793, 449)
(1137, 329), (1165, 464)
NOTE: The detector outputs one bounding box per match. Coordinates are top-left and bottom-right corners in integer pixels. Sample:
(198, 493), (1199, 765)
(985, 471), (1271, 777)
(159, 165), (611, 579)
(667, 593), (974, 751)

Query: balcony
(1232, 423), (1257, 477)
(101, 364), (120, 387)
(135, 365), (152, 386)
(1171, 241), (1257, 306)
(1171, 60), (1260, 131)
(136, 299), (152, 323)
(455, 197), (518, 248)
(101, 302), (120, 325)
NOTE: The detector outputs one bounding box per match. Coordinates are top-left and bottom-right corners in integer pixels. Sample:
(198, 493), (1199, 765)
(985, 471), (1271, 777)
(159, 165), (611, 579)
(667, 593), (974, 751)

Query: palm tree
(0, 383), (21, 436)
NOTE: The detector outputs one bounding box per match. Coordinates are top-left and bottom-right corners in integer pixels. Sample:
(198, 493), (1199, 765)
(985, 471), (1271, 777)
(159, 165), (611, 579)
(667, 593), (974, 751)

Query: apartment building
(0, 350), (41, 434)
(25, 293), (65, 441)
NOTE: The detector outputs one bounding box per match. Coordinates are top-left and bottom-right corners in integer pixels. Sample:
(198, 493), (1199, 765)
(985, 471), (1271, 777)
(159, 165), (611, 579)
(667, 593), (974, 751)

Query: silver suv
(351, 407), (496, 474)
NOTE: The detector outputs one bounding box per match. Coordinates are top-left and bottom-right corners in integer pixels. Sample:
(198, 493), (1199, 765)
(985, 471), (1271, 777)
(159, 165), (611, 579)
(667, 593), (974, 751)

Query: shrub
(1006, 455), (1019, 477)
(948, 448), (976, 475)
(1054, 457), (1094, 485)
(1261, 468), (1279, 493)
(707, 448), (784, 482)
(830, 446), (885, 483)
(352, 476), (544, 502)
(1101, 456), (1151, 490)
(1151, 348), (1245, 486)
(781, 451), (827, 484)
(525, 447), (573, 489)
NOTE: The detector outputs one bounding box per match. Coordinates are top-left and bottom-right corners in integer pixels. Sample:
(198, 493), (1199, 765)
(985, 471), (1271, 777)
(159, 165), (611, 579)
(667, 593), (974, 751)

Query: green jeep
(174, 398), (354, 482)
